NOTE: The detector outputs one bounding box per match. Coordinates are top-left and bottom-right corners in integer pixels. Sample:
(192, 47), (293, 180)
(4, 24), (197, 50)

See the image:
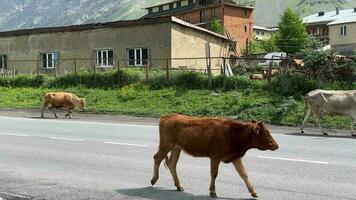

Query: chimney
(354, 8), (356, 12)
(336, 7), (339, 15)
(318, 11), (324, 16)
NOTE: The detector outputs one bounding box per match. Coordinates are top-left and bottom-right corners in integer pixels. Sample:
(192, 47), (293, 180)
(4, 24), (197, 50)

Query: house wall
(0, 23), (172, 74)
(223, 6), (253, 55)
(329, 22), (356, 55)
(171, 23), (229, 73)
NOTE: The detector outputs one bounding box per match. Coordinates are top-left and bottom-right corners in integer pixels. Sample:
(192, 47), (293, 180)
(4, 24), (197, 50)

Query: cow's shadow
(115, 187), (255, 200)
(285, 132), (356, 139)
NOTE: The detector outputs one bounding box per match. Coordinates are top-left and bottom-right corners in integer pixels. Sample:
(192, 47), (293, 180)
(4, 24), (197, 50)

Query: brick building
(142, 0), (254, 55)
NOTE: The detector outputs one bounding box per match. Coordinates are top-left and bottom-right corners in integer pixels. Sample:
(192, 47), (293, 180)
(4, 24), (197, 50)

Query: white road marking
(104, 141), (148, 147)
(0, 133), (30, 137)
(48, 137), (85, 142)
(258, 156), (329, 164)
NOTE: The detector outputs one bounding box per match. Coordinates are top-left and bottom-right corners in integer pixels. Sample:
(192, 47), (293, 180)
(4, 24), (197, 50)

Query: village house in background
(328, 13), (356, 56)
(142, 0), (254, 55)
(252, 25), (276, 40)
(0, 16), (229, 74)
(304, 7), (356, 56)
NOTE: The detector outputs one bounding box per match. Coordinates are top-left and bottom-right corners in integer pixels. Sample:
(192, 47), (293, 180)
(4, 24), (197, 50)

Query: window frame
(95, 49), (114, 68)
(41, 52), (58, 69)
(127, 48), (149, 67)
(340, 25), (347, 36)
(0, 54), (7, 70)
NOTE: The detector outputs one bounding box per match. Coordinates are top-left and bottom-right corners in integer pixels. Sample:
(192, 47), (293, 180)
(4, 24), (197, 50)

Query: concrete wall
(171, 23), (229, 73)
(329, 22), (356, 55)
(0, 23), (172, 74)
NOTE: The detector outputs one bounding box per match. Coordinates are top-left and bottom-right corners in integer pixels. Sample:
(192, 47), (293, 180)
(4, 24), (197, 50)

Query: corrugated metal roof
(303, 8), (355, 25)
(253, 25), (273, 31)
(327, 13), (356, 25)
(0, 16), (229, 41)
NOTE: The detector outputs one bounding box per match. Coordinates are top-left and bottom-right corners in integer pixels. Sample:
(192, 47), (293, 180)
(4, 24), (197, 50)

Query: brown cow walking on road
(41, 92), (86, 119)
(151, 114), (279, 198)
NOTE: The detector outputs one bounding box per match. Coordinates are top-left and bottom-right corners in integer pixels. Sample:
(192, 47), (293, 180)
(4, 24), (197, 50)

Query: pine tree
(275, 8), (309, 55)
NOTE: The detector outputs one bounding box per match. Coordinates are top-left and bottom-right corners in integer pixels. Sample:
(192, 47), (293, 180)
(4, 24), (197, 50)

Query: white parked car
(257, 52), (287, 67)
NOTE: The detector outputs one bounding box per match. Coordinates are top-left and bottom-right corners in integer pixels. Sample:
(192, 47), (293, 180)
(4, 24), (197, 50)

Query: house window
(0, 55), (7, 70)
(152, 7), (159, 13)
(127, 48), (148, 66)
(163, 4), (170, 11)
(41, 52), (58, 69)
(244, 8), (248, 17)
(181, 0), (189, 6)
(200, 9), (208, 22)
(173, 2), (177, 8)
(95, 49), (113, 67)
(182, 13), (190, 22)
(211, 7), (219, 19)
(341, 25), (347, 36)
(244, 25), (247, 32)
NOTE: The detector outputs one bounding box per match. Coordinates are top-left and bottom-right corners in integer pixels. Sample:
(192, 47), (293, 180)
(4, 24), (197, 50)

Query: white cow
(300, 89), (356, 136)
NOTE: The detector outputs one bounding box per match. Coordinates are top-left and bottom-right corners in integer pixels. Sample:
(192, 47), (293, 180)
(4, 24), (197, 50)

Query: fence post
(36, 60), (39, 76)
(117, 60), (120, 85)
(166, 59), (169, 80)
(73, 59), (77, 77)
(12, 65), (15, 82)
(208, 58), (212, 88)
(268, 59), (272, 84)
(145, 62), (149, 83)
(223, 57), (226, 90)
(94, 63), (97, 86)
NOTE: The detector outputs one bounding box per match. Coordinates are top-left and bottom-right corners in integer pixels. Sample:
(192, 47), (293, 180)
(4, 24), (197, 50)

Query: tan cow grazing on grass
(41, 92), (86, 119)
(301, 89), (356, 136)
(151, 114), (279, 198)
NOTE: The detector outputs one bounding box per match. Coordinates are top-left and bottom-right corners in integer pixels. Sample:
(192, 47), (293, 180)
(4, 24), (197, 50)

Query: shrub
(269, 72), (318, 97)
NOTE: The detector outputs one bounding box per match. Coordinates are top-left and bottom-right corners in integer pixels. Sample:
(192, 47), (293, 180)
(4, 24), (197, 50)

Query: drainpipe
(336, 7), (339, 15)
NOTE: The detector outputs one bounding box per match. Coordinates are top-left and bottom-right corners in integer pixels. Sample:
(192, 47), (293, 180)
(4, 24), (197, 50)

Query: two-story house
(328, 13), (356, 56)
(142, 0), (254, 55)
(303, 8), (356, 44)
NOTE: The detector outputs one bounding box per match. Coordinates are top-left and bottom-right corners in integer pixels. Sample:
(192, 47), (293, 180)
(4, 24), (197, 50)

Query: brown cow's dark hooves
(176, 186), (184, 192)
(210, 192), (217, 198)
(251, 192), (258, 198)
(150, 178), (157, 186)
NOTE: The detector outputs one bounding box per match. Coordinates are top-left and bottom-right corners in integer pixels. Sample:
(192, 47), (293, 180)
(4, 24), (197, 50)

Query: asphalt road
(0, 114), (355, 200)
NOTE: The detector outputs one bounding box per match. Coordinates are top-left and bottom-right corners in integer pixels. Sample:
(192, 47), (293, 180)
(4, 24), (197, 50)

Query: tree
(210, 19), (224, 35)
(275, 8), (309, 55)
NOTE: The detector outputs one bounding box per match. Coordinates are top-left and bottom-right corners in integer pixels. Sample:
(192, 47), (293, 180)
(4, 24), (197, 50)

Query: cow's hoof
(176, 186), (184, 192)
(209, 192), (217, 198)
(150, 178), (158, 185)
(251, 192), (258, 198)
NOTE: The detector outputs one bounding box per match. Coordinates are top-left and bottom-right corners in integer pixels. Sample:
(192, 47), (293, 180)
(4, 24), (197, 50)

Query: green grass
(0, 85), (352, 129)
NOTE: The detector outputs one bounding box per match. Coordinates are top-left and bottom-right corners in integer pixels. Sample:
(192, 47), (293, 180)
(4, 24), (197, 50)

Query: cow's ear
(251, 119), (257, 123)
(254, 125), (260, 135)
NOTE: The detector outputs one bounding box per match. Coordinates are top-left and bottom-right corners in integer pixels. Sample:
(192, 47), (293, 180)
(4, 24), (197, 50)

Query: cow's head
(250, 120), (279, 151)
(79, 98), (86, 110)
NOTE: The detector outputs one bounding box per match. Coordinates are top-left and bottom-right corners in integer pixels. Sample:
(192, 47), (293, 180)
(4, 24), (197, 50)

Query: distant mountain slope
(0, 0), (355, 31)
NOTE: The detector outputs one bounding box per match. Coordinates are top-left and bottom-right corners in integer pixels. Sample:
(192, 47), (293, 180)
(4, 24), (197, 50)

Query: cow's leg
(167, 146), (183, 191)
(233, 158), (257, 198)
(41, 103), (47, 118)
(65, 107), (73, 119)
(49, 107), (58, 118)
(301, 108), (312, 134)
(351, 117), (356, 137)
(209, 158), (220, 198)
(315, 118), (327, 135)
(151, 146), (172, 186)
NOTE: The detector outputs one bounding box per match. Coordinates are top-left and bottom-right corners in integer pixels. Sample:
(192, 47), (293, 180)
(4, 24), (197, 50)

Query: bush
(269, 72), (318, 97)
